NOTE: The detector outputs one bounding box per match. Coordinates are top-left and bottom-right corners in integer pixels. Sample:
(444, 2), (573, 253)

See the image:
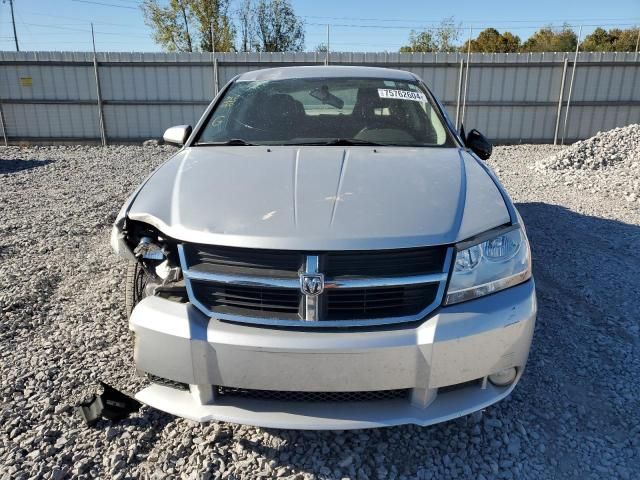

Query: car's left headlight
(445, 226), (532, 305)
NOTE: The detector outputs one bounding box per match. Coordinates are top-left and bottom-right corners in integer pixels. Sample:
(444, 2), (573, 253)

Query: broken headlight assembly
(126, 221), (187, 303)
(445, 226), (531, 305)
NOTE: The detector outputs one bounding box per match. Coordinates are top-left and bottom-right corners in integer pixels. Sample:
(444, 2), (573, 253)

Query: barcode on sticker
(378, 89), (427, 102)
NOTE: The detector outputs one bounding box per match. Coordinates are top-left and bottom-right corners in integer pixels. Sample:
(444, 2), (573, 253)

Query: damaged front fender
(111, 186), (140, 262)
(111, 152), (180, 262)
(111, 218), (137, 262)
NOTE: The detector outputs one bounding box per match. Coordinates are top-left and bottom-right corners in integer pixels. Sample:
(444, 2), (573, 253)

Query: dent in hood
(126, 146), (510, 250)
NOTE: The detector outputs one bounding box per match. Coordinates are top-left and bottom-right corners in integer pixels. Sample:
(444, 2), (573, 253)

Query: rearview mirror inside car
(309, 85), (344, 109)
(464, 128), (492, 160)
(163, 125), (192, 146)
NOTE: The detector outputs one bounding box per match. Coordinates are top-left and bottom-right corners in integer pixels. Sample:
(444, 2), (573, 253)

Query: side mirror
(163, 125), (192, 146)
(464, 128), (492, 160)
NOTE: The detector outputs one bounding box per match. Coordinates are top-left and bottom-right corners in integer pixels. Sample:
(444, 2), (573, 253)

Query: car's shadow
(0, 158), (54, 174)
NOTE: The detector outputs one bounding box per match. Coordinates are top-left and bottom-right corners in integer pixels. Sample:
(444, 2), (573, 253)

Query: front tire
(125, 260), (149, 317)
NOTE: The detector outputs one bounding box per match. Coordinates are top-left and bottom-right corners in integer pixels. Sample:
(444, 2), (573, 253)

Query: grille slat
(325, 299), (427, 307)
(329, 292), (428, 299)
(185, 244), (303, 277)
(208, 290), (299, 301)
(212, 299), (298, 310)
(191, 281), (301, 317)
(182, 244), (447, 325)
(327, 284), (439, 319)
(326, 302), (421, 309)
(325, 248), (446, 277)
(201, 287), (300, 303)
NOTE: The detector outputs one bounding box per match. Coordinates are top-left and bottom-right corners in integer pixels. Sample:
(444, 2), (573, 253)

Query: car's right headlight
(444, 226), (532, 305)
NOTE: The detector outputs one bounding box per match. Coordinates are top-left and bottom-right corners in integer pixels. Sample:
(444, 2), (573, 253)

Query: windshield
(194, 77), (455, 147)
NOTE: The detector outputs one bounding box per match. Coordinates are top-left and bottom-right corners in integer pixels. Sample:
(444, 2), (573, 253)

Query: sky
(0, 0), (639, 53)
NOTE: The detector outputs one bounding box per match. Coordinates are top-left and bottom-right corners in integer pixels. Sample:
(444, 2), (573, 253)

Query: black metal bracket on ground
(77, 382), (142, 426)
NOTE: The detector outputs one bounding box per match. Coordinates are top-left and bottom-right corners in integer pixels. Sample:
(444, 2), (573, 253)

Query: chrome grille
(179, 244), (452, 328)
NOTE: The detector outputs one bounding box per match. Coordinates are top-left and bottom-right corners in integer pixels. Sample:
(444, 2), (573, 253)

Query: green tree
(460, 28), (521, 52)
(400, 30), (437, 52)
(435, 17), (461, 52)
(189, 0), (235, 51)
(237, 0), (255, 52)
(502, 32), (521, 52)
(580, 27), (611, 51)
(142, 0), (235, 52)
(254, 0), (305, 52)
(581, 27), (640, 51)
(611, 28), (640, 51)
(521, 24), (578, 52)
(400, 17), (460, 53)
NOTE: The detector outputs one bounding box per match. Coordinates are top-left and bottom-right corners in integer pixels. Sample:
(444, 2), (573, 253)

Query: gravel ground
(1, 138), (639, 480)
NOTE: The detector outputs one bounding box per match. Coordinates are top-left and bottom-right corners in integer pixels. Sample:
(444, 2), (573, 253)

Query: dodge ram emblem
(300, 273), (324, 296)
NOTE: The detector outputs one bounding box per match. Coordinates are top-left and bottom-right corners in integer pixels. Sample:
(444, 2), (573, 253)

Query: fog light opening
(488, 367), (517, 387)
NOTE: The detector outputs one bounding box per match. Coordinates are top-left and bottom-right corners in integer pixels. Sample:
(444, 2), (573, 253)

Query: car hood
(127, 146), (510, 250)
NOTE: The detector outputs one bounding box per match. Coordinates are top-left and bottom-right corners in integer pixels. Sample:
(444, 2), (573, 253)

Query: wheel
(125, 260), (149, 317)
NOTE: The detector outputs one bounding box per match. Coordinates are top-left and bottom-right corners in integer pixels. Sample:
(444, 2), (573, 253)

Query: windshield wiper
(197, 138), (258, 146)
(323, 138), (385, 146)
(290, 138), (385, 146)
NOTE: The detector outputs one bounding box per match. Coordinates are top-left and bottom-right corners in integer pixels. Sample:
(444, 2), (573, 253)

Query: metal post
(455, 58), (464, 129)
(325, 24), (330, 66)
(91, 24), (107, 146)
(553, 57), (568, 145)
(0, 103), (8, 146)
(211, 21), (218, 96)
(635, 28), (639, 61)
(461, 27), (472, 128)
(9, 0), (19, 51)
(561, 25), (582, 145)
(214, 58), (219, 96)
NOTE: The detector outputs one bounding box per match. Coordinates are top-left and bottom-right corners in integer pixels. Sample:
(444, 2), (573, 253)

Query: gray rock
(1, 135), (639, 479)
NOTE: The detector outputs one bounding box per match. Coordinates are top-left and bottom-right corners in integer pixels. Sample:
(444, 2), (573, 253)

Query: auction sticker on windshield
(378, 89), (427, 102)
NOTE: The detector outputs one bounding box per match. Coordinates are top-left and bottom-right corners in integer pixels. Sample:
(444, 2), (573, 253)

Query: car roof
(236, 65), (418, 82)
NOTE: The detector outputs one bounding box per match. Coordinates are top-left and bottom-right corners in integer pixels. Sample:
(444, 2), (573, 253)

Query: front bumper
(131, 280), (536, 429)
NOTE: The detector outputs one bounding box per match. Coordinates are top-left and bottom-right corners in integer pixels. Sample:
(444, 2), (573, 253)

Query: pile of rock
(536, 124), (639, 172)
